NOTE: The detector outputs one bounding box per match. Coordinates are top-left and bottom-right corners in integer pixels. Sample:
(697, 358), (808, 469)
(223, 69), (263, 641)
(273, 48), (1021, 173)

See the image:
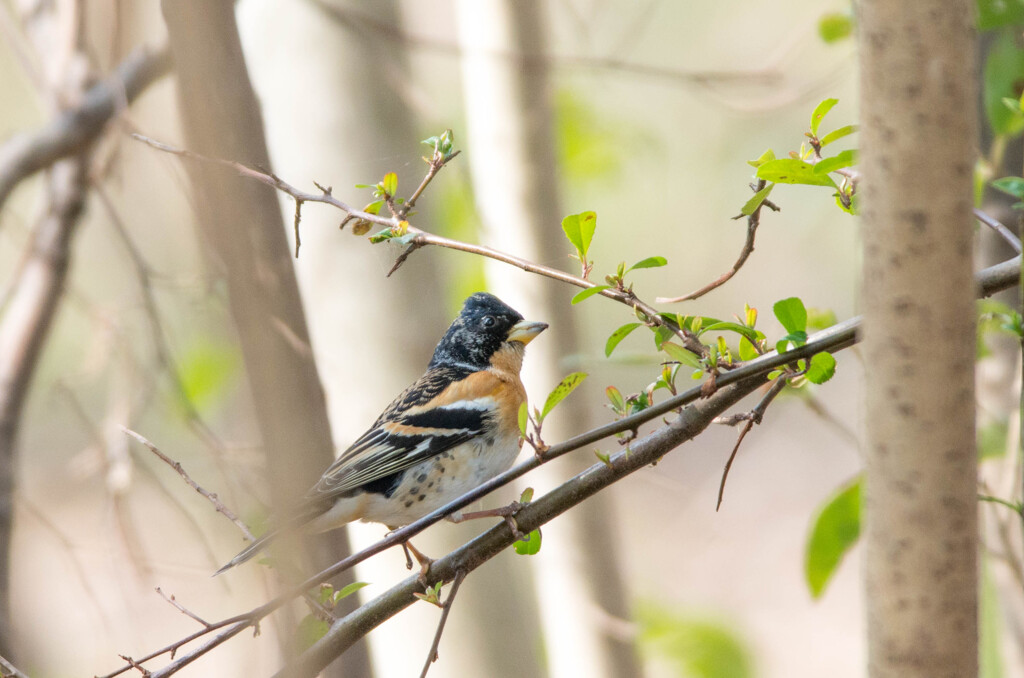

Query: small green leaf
(773, 297), (808, 334)
(595, 450), (613, 467)
(806, 477), (862, 598)
(652, 325), (675, 350)
(810, 98), (839, 136)
(820, 124), (858, 147)
(813, 150), (858, 174)
(661, 342), (703, 368)
(368, 228), (395, 244)
(740, 183), (775, 216)
(979, 420), (1009, 460)
(571, 285), (610, 304)
(700, 321), (762, 344)
(984, 32), (1024, 136)
(382, 172), (398, 197)
(514, 528), (542, 555)
(979, 0), (1024, 29)
(540, 372), (588, 421)
(606, 323), (643, 357)
(775, 331), (808, 353)
(627, 256), (668, 272)
(637, 603), (754, 678)
(738, 335), (758, 361)
(296, 615), (330, 651)
(757, 158), (838, 187)
(518, 402), (529, 436)
(561, 211), (598, 260)
(747, 148), (776, 168)
(519, 487), (534, 504)
(805, 352), (837, 384)
(334, 581), (370, 601)
(818, 13), (853, 43)
(992, 176), (1024, 199)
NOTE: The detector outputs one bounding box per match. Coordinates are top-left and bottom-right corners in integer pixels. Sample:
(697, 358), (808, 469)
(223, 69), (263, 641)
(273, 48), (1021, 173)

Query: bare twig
(975, 208), (1022, 254)
(155, 588), (211, 628)
(120, 427), (255, 541)
(0, 653), (30, 678)
(418, 569), (467, 678)
(657, 179), (777, 303)
(715, 376), (788, 511)
(0, 46), (171, 213)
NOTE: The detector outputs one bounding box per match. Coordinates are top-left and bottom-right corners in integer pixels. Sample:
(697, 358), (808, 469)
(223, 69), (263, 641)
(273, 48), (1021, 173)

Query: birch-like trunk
(858, 2), (979, 676)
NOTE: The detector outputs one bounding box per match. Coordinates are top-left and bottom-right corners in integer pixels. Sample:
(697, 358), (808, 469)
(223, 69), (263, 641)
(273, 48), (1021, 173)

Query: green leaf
(810, 98), (839, 136)
(178, 339), (240, 414)
(775, 331), (808, 353)
(605, 385), (625, 413)
(818, 13), (853, 43)
(738, 335), (758, 362)
(992, 175), (1024, 199)
(746, 148), (776, 168)
(813, 149), (858, 174)
(382, 172), (398, 197)
(652, 325), (676, 349)
(518, 402), (529, 436)
(662, 342), (703, 368)
(606, 323), (643, 357)
(368, 228), (395, 244)
(740, 183), (774, 216)
(571, 285), (610, 304)
(805, 352), (837, 384)
(334, 581), (370, 601)
(773, 297), (808, 334)
(979, 0), (1024, 30)
(514, 528), (542, 555)
(637, 603), (754, 678)
(540, 372), (588, 421)
(984, 32), (1024, 137)
(700, 321), (762, 345)
(819, 124), (858, 147)
(805, 477), (862, 598)
(979, 419), (1009, 460)
(627, 256), (668, 272)
(561, 211), (598, 260)
(296, 615), (330, 651)
(757, 158), (838, 187)
(519, 487), (534, 504)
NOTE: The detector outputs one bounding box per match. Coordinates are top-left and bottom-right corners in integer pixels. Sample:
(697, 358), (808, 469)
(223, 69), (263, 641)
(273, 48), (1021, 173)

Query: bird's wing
(307, 366), (506, 501)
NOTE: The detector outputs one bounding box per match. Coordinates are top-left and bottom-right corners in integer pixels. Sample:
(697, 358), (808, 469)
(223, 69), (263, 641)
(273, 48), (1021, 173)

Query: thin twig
(155, 587), (211, 628)
(0, 653), (30, 678)
(419, 568), (467, 678)
(120, 427), (255, 541)
(715, 376), (788, 511)
(657, 179), (776, 303)
(975, 207), (1023, 254)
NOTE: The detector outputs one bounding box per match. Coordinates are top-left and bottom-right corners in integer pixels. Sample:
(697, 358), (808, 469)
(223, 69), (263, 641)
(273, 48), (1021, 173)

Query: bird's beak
(507, 320), (548, 345)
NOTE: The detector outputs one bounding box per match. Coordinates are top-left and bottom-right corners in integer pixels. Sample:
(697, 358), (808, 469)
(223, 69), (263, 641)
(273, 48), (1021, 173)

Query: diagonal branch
(0, 46), (172, 214)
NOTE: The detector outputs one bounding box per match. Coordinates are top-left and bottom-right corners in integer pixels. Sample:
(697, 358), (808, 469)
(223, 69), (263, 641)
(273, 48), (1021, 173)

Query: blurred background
(0, 1), (1019, 677)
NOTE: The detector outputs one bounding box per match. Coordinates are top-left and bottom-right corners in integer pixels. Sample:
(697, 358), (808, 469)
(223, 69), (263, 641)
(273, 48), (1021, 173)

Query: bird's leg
(404, 540), (434, 587)
(446, 502), (526, 541)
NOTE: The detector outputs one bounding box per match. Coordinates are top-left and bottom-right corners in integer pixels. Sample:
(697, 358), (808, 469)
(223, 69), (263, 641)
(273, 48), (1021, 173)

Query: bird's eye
(481, 315), (496, 328)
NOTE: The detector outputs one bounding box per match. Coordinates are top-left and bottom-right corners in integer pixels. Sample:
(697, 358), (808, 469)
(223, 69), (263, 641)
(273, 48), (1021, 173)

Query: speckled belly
(359, 430), (522, 528)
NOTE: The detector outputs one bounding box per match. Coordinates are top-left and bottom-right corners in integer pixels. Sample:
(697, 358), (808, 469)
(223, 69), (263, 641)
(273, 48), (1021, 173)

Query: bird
(215, 292), (548, 575)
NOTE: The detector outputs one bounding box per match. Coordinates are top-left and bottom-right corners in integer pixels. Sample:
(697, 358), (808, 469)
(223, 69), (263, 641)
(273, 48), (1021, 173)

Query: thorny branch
(120, 427), (255, 541)
(714, 375), (788, 511)
(657, 179), (779, 304)
(97, 250), (1022, 678)
(131, 134), (707, 357)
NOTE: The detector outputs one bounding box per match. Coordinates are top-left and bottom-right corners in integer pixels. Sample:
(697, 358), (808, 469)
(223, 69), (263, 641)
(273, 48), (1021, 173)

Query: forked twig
(419, 569), (468, 678)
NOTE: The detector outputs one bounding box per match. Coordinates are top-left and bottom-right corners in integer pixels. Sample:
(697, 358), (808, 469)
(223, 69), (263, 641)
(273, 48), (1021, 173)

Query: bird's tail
(213, 530), (278, 576)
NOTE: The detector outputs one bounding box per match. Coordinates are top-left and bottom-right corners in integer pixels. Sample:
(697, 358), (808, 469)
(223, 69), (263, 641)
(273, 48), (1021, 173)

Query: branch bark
(859, 2), (980, 676)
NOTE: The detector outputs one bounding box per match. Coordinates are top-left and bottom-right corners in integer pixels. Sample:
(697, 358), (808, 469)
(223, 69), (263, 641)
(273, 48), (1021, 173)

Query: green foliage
(540, 372), (588, 421)
(606, 322), (643, 357)
(773, 297), (809, 353)
(740, 183), (774, 216)
(514, 528), (542, 555)
(804, 352), (837, 384)
(628, 256), (668, 272)
(756, 158), (837, 187)
(571, 285), (610, 304)
(518, 402), (530, 437)
(979, 419), (1010, 460)
(422, 128), (456, 160)
(984, 32), (1024, 137)
(818, 12), (854, 43)
(981, 560), (1006, 678)
(979, 0), (1024, 31)
(562, 210), (597, 273)
(637, 603), (754, 678)
(178, 339), (240, 414)
(414, 581), (445, 607)
(810, 98), (839, 136)
(991, 175), (1024, 208)
(555, 89), (625, 181)
(805, 477), (861, 598)
(978, 299), (1024, 357)
(296, 614), (329, 651)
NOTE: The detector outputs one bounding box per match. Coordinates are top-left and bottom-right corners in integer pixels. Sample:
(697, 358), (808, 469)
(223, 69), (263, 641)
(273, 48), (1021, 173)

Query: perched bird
(216, 292), (547, 575)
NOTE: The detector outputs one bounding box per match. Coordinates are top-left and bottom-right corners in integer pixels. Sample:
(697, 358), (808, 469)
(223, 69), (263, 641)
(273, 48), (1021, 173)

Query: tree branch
(0, 45), (172, 213)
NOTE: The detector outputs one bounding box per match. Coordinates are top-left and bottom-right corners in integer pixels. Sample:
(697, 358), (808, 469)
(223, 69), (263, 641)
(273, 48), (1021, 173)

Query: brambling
(216, 292), (548, 575)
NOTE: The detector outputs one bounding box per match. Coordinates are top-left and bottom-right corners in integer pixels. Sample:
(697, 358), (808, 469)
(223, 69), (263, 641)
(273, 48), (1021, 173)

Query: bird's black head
(429, 293), (547, 370)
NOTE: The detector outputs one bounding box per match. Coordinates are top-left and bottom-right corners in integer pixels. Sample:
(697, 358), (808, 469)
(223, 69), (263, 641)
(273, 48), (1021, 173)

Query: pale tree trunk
(859, 2), (980, 677)
(161, 1), (369, 674)
(235, 0), (449, 675)
(456, 1), (641, 676)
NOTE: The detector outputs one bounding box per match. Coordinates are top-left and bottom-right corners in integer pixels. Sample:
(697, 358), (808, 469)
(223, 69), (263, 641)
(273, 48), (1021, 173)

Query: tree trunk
(858, 2), (980, 677)
(456, 1), (641, 676)
(160, 1), (369, 674)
